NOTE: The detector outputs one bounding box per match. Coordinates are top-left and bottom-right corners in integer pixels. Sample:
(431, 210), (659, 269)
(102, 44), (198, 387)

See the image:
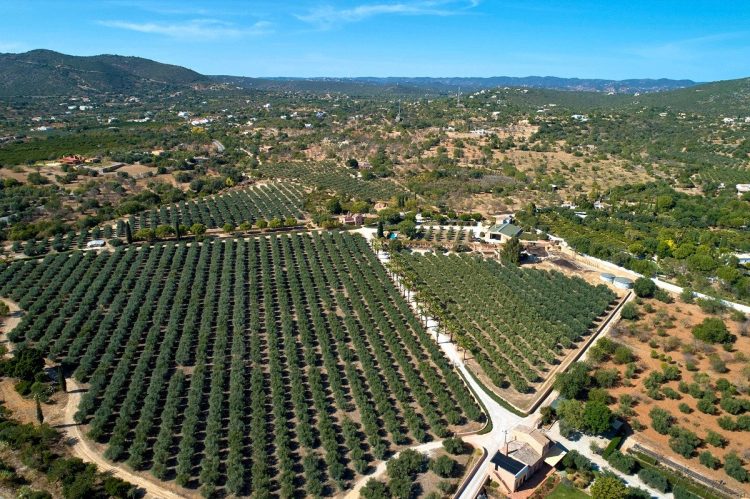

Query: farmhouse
(339, 213), (364, 225)
(485, 222), (522, 243)
(736, 184), (750, 194)
(489, 425), (564, 493)
(60, 155), (85, 166)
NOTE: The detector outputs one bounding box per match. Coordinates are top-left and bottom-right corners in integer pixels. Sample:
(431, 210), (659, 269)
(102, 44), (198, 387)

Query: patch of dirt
(597, 297), (750, 495)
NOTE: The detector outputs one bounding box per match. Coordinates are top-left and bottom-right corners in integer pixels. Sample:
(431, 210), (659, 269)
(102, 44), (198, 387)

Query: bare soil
(597, 297), (750, 495)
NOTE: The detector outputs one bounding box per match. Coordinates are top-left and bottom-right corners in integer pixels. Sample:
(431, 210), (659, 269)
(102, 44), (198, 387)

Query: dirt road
(62, 379), (185, 499)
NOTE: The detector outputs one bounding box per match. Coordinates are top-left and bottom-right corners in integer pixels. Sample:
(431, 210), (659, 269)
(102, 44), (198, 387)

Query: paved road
(357, 229), (536, 498)
(360, 230), (673, 498)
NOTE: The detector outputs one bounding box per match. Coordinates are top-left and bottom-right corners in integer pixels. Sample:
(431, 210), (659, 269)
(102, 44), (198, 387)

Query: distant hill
(218, 75), (700, 95)
(0, 49), (210, 97)
(633, 77), (750, 114)
(1, 49), (746, 112)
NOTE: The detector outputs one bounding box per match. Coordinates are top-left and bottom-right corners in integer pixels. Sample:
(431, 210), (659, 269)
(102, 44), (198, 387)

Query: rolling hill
(0, 49), (210, 97)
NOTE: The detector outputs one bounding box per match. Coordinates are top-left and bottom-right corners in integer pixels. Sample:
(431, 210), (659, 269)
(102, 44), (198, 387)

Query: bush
(705, 430), (727, 448)
(607, 450), (638, 474)
(692, 318), (732, 344)
(633, 278), (656, 298)
(654, 289), (673, 303)
(649, 407), (674, 434)
(443, 437), (467, 455)
(724, 452), (749, 483)
(699, 451), (720, 470)
(602, 436), (623, 459)
(668, 427), (701, 458)
(638, 467), (669, 493)
(621, 302), (639, 320)
(561, 449), (593, 472)
(718, 416), (738, 431)
(429, 455), (457, 478)
(613, 345), (635, 364)
(591, 473), (628, 499)
(361, 479), (389, 499)
(696, 398), (717, 415)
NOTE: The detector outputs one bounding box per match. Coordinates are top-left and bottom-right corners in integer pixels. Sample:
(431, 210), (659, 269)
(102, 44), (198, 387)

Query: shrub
(561, 449), (593, 472)
(718, 416), (738, 431)
(595, 368), (620, 388)
(361, 479), (389, 499)
(680, 288), (695, 303)
(724, 452), (749, 483)
(678, 403), (692, 414)
(720, 396), (745, 415)
(668, 427), (701, 458)
(607, 450), (638, 474)
(638, 467), (669, 493)
(633, 278), (656, 298)
(696, 398), (717, 415)
(699, 451), (720, 470)
(613, 345), (635, 364)
(443, 437), (467, 455)
(590, 473), (628, 499)
(649, 407), (674, 435)
(429, 455), (457, 478)
(705, 430), (727, 448)
(692, 318), (732, 344)
(621, 302), (639, 320)
(654, 289), (673, 303)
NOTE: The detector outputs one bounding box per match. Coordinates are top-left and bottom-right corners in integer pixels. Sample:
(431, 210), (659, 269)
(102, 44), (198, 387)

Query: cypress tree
(501, 236), (522, 266)
(175, 224), (181, 241)
(377, 220), (385, 238)
(35, 396), (44, 424)
(125, 222), (133, 244)
(57, 365), (66, 392)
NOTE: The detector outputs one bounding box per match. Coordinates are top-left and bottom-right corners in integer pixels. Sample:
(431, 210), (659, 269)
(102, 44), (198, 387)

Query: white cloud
(297, 0), (479, 29)
(99, 19), (273, 39)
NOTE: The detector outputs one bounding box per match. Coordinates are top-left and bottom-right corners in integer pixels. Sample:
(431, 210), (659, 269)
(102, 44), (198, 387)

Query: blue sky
(2, 0), (750, 80)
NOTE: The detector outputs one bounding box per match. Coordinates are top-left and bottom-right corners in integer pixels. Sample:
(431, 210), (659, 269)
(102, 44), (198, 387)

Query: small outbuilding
(486, 223), (522, 243)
